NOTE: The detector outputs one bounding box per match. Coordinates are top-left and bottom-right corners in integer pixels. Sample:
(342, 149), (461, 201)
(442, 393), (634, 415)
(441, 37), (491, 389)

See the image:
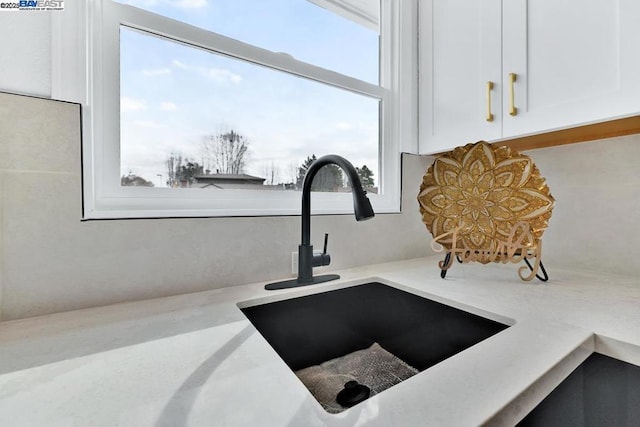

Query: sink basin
(519, 352), (640, 426)
(240, 281), (509, 411)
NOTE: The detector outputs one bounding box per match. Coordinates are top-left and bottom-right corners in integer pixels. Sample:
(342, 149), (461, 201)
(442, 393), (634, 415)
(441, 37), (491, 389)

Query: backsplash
(0, 92), (432, 321)
(521, 134), (640, 278)
(1, 91), (638, 321)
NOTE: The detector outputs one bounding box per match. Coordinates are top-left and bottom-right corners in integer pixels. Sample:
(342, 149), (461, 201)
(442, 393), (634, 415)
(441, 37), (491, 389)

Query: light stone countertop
(0, 256), (638, 426)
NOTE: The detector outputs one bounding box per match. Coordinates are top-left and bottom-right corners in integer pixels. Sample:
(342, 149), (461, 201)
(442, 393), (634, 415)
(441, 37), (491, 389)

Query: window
(119, 26), (379, 192)
(69, 0), (415, 218)
(116, 0), (379, 84)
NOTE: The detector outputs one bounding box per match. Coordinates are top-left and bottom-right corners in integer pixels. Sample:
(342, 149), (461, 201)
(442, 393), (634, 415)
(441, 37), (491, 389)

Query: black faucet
(265, 155), (375, 290)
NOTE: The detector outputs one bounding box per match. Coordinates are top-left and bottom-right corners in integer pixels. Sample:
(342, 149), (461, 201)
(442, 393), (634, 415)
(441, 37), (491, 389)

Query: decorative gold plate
(418, 141), (554, 263)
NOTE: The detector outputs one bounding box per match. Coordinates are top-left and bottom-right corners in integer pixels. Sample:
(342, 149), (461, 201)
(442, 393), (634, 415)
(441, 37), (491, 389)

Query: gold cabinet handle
(508, 73), (518, 116)
(486, 81), (494, 122)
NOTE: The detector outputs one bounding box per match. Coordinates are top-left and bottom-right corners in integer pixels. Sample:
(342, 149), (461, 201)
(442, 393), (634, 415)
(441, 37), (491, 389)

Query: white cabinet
(419, 0), (502, 153)
(419, 0), (640, 154)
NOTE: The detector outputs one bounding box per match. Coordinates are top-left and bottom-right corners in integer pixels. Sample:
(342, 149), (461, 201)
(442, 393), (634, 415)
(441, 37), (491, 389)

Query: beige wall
(523, 135), (640, 278)
(0, 92), (433, 321)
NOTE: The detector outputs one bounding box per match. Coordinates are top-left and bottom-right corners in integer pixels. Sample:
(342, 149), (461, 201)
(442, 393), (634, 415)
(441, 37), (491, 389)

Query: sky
(118, 0), (380, 187)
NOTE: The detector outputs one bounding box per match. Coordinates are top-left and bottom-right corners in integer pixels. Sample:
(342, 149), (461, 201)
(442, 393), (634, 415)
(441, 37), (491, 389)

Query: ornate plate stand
(417, 141), (555, 281)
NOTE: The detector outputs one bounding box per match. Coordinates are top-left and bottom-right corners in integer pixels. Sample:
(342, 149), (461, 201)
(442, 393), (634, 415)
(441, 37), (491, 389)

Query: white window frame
(53, 0), (417, 219)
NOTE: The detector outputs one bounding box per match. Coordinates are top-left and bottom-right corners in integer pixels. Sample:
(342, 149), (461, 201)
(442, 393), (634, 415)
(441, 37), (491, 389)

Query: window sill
(82, 189), (401, 220)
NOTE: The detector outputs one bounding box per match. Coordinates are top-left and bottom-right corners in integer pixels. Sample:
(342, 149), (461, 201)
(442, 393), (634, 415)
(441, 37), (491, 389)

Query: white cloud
(172, 60), (189, 70)
(171, 61), (241, 84)
(142, 67), (171, 76)
(203, 67), (242, 84)
(175, 0), (207, 8)
(121, 97), (147, 112)
(160, 102), (178, 111)
(336, 122), (353, 130)
(133, 120), (164, 128)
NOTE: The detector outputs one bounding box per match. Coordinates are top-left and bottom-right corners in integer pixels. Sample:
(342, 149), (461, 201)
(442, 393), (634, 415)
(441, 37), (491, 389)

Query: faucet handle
(323, 233), (329, 255)
(312, 233), (331, 267)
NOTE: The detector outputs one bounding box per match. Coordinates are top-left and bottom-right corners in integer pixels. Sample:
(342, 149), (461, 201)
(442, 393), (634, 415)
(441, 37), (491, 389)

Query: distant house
(194, 173), (266, 190)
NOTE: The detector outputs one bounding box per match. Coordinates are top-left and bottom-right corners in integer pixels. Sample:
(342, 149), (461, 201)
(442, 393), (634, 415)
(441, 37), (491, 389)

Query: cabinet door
(419, 0), (502, 154)
(503, 0), (640, 138)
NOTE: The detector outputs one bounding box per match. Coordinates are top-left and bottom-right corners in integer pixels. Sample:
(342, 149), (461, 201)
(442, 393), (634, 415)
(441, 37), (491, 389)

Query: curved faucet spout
(265, 154), (375, 290)
(301, 154), (375, 246)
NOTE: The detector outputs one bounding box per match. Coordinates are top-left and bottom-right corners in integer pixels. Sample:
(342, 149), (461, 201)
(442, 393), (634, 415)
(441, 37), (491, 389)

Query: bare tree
(166, 154), (183, 188)
(262, 161), (281, 185)
(165, 154), (204, 187)
(287, 161), (299, 187)
(201, 130), (249, 174)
